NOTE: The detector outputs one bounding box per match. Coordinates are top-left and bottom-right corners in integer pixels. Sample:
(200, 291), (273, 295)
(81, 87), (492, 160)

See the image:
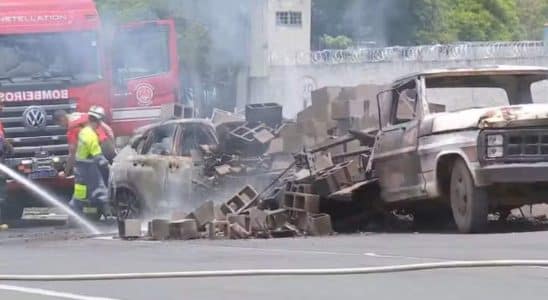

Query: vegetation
(312, 0), (547, 48)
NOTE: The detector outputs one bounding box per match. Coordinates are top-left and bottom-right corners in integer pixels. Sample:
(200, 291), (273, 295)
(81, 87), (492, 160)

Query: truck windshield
(113, 25), (170, 80)
(425, 74), (548, 113)
(0, 31), (100, 83)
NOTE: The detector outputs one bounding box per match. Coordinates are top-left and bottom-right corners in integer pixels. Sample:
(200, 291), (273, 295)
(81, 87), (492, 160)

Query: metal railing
(270, 41), (546, 65)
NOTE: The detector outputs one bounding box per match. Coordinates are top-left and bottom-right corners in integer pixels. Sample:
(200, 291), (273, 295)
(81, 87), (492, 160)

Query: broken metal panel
(112, 154), (170, 215)
(163, 155), (203, 213)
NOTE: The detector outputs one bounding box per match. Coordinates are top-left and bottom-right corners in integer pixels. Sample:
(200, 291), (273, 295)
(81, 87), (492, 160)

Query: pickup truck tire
(450, 159), (488, 233)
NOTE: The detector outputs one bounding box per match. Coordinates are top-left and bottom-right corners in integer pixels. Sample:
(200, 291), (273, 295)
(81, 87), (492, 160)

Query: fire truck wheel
(450, 159), (488, 233)
(0, 200), (24, 222)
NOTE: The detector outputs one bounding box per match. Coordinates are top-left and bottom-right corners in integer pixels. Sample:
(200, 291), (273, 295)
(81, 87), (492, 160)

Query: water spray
(0, 163), (101, 235)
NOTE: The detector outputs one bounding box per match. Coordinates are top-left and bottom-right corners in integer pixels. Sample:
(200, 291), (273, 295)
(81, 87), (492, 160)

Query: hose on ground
(1, 260), (548, 281)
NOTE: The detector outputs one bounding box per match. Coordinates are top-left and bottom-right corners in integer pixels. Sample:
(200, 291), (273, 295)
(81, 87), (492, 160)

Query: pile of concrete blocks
(118, 218), (201, 241)
(245, 102), (283, 129)
(227, 122), (276, 155)
(288, 84), (386, 154)
(281, 183), (331, 236)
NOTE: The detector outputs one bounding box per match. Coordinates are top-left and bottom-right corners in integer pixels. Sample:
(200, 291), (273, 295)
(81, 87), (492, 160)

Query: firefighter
(53, 110), (88, 177)
(88, 106), (116, 164)
(53, 108), (115, 176)
(68, 114), (111, 217)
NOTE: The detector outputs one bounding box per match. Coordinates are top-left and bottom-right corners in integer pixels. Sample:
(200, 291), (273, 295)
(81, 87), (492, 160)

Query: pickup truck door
(374, 81), (425, 203)
(111, 19), (180, 137)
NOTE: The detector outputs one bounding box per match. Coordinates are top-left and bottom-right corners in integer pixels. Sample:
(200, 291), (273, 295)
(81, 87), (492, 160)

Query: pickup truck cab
(373, 66), (548, 233)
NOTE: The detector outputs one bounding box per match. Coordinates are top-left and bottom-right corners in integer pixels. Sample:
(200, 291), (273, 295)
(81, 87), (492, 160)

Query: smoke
(168, 0), (252, 67)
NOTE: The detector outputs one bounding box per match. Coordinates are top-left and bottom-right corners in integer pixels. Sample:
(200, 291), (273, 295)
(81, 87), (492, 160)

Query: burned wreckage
(112, 66), (548, 238)
(373, 66), (548, 233)
(109, 107), (289, 220)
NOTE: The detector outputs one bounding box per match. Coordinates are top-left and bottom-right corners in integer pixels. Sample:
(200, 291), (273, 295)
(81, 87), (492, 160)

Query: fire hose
(0, 260), (548, 281)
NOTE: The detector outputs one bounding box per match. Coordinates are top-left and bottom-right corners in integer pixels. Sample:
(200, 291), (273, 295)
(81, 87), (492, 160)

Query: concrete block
(211, 108), (245, 126)
(296, 184), (313, 194)
(207, 220), (229, 239)
(227, 214), (251, 232)
(283, 193), (294, 209)
(266, 137), (284, 154)
(307, 214), (333, 236)
(193, 200), (215, 228)
(214, 204), (227, 221)
(294, 193), (320, 213)
(118, 219), (141, 239)
(214, 164), (232, 176)
(237, 185), (258, 203)
(327, 164), (352, 188)
(245, 102), (283, 128)
(222, 195), (247, 215)
(311, 152), (333, 171)
(220, 203), (236, 215)
(248, 207), (268, 231)
(228, 223), (251, 239)
(150, 219), (170, 240)
(293, 211), (308, 231)
(331, 100), (365, 120)
(254, 128), (275, 144)
(313, 174), (340, 197)
(283, 133), (303, 153)
(265, 209), (289, 229)
(169, 219), (199, 240)
(296, 106), (315, 124)
(312, 87), (342, 104)
(171, 211), (187, 221)
(311, 87), (342, 121)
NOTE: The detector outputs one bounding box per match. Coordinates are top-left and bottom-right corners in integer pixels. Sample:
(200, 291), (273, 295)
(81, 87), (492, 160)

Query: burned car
(109, 118), (281, 219)
(373, 66), (548, 233)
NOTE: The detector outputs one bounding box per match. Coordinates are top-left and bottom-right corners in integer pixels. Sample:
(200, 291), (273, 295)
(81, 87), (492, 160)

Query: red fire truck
(0, 0), (180, 219)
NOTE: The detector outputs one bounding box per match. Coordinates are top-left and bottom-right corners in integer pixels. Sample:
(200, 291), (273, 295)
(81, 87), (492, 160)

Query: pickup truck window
(426, 87), (508, 112)
(532, 80), (548, 103)
(392, 81), (417, 124)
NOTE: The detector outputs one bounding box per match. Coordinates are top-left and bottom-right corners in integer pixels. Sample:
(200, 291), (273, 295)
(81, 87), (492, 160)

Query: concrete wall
(248, 56), (548, 117)
(267, 0), (311, 59)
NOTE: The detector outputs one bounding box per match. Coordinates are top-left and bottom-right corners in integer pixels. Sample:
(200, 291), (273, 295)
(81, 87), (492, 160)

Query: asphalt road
(1, 224), (548, 300)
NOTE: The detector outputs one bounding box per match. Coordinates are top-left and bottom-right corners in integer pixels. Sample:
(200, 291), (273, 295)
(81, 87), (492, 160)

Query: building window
(276, 11), (302, 26)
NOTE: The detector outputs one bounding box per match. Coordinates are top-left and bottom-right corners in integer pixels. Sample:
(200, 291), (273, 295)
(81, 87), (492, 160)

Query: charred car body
(373, 66), (548, 233)
(109, 117), (283, 219)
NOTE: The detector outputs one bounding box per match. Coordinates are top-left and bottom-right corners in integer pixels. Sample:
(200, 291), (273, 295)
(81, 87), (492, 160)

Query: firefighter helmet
(88, 105), (106, 120)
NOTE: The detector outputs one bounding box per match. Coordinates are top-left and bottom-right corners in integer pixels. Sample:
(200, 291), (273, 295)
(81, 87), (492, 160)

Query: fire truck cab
(0, 0), (180, 220)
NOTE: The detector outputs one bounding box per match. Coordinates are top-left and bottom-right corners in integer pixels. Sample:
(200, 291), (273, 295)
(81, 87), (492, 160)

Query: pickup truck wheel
(450, 159), (488, 233)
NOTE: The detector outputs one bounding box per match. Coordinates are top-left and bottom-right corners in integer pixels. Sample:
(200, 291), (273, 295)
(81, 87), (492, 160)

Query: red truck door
(110, 19), (180, 138)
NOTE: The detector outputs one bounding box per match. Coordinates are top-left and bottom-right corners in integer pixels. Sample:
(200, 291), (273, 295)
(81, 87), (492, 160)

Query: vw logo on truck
(23, 106), (47, 129)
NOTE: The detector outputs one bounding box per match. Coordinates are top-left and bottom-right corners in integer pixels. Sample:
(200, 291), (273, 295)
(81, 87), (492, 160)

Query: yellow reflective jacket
(76, 126), (102, 160)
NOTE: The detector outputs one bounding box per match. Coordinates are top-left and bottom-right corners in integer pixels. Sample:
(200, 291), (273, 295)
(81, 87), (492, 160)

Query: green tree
(320, 34), (353, 49)
(516, 0), (548, 39)
(311, 0), (538, 47)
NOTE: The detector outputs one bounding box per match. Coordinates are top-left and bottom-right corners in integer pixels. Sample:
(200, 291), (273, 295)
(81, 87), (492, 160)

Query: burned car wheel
(450, 159), (488, 233)
(113, 188), (142, 220)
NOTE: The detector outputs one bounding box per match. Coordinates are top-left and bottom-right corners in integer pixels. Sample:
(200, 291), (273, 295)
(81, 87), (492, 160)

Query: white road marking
(202, 244), (366, 256)
(363, 252), (450, 261)
(0, 284), (119, 300)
